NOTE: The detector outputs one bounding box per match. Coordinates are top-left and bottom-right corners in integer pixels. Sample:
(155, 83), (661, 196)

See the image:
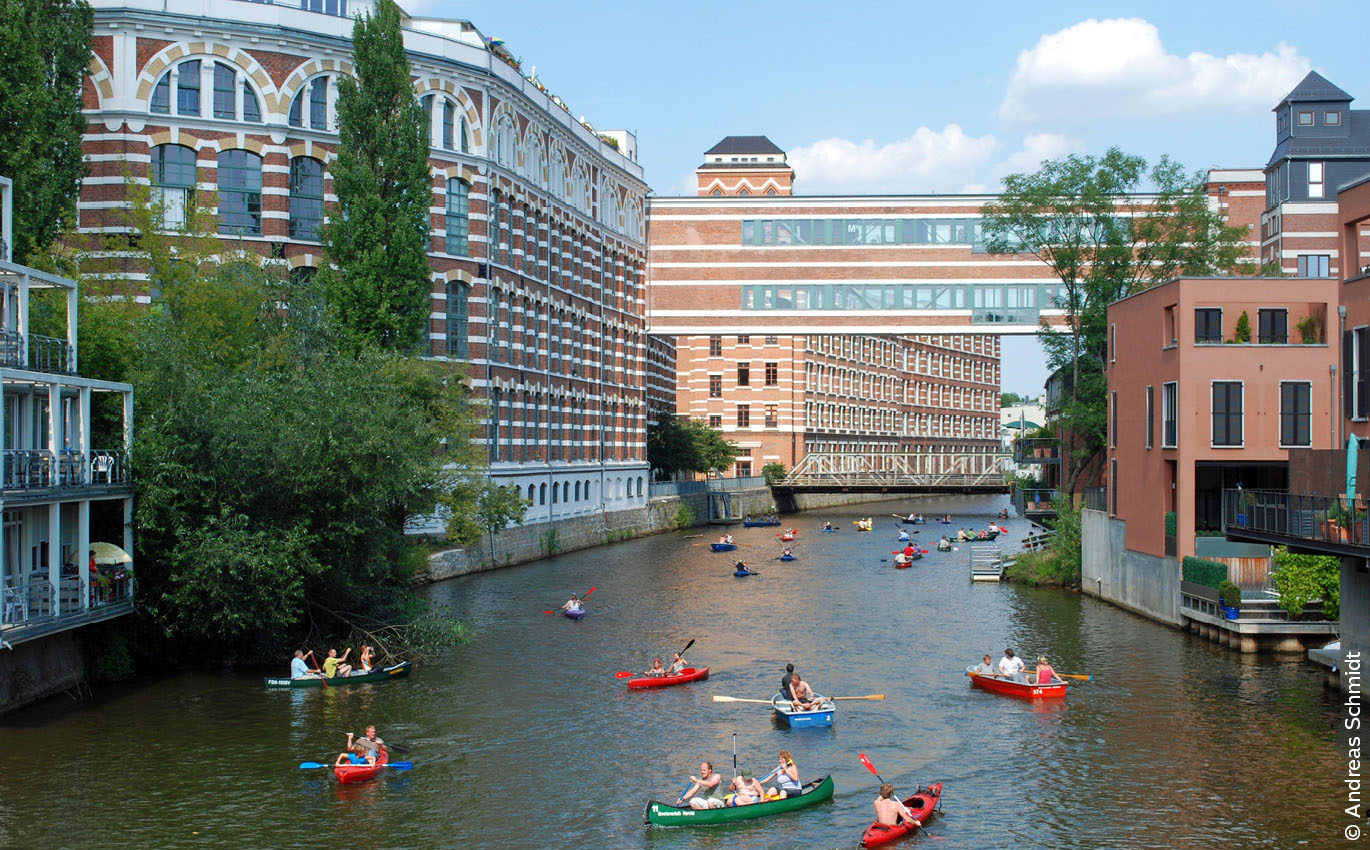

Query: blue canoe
(734, 569), (757, 577)
(743, 519), (781, 528)
(711, 542), (738, 552)
(564, 607), (586, 620)
(780, 554), (796, 561)
(771, 693), (835, 728)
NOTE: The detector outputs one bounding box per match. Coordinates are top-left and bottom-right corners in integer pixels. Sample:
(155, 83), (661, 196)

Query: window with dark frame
(708, 375), (722, 398)
(1110, 390), (1117, 448)
(765, 404), (778, 428)
(764, 362), (778, 385)
(1258, 308), (1288, 344)
(1280, 381), (1311, 446)
(1297, 254), (1330, 278)
(708, 335), (722, 356)
(708, 414), (722, 428)
(1162, 382), (1178, 447)
(736, 405), (750, 428)
(1194, 308), (1223, 343)
(288, 156), (324, 241)
(1211, 381), (1243, 446)
(737, 363), (750, 386)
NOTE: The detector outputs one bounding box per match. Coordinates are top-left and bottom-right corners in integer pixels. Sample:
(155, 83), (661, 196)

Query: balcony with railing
(1013, 438), (1060, 464)
(1222, 488), (1370, 557)
(1, 569), (135, 644)
(3, 449), (131, 498)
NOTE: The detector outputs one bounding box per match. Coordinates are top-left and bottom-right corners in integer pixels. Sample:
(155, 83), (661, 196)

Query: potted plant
(1296, 313), (1322, 344)
(1218, 580), (1241, 620)
(1234, 311), (1251, 343)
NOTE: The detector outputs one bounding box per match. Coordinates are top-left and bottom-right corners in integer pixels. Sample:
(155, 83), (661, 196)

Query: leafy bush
(1296, 313), (1322, 344)
(1164, 511), (1177, 537)
(761, 462), (788, 485)
(1217, 579), (1242, 608)
(671, 501), (697, 530)
(1043, 494), (1081, 586)
(1272, 547), (1340, 619)
(1182, 556), (1227, 589)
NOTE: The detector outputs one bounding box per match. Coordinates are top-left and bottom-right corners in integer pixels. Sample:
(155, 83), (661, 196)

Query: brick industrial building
(649, 137), (1001, 478)
(78, 0), (651, 523)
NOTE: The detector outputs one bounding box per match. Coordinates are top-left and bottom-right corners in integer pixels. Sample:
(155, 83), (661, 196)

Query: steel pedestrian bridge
(774, 449), (1010, 494)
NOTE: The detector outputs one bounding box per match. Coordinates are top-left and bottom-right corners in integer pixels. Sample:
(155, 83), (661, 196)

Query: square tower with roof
(696, 136), (794, 196)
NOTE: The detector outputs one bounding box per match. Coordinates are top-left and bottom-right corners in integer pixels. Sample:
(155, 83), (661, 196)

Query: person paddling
(667, 651), (688, 675)
(348, 725), (388, 761)
(561, 594), (584, 614)
(336, 743), (375, 768)
(680, 761), (725, 809)
(643, 658), (666, 677)
(874, 783), (920, 827)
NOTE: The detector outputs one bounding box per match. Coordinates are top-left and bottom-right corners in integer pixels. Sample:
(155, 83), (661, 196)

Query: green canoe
(264, 661), (412, 689)
(644, 775), (834, 826)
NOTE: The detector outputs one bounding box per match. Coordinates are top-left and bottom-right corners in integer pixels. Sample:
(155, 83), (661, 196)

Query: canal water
(0, 496), (1347, 849)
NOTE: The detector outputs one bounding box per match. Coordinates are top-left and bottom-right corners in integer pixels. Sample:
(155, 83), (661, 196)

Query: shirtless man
(874, 783), (920, 827)
(790, 673), (820, 711)
(729, 769), (767, 805)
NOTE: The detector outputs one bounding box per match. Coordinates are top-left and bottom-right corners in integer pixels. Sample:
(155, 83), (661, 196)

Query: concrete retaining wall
(421, 488), (911, 583)
(0, 631), (84, 715)
(1081, 508), (1183, 627)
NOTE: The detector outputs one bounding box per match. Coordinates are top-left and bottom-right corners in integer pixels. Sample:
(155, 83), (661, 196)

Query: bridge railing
(780, 450), (1010, 488)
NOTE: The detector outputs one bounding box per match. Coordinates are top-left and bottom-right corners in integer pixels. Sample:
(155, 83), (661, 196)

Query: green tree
(685, 420), (740, 475)
(320, 0), (433, 352)
(982, 149), (1245, 492)
(472, 483), (529, 562)
(761, 462), (787, 485)
(1001, 392), (1027, 407)
(647, 412), (703, 480)
(1272, 547), (1340, 619)
(0, 0), (93, 263)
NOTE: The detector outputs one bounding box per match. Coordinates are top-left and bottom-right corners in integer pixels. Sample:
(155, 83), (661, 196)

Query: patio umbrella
(89, 542), (132, 566)
(1349, 434), (1361, 510)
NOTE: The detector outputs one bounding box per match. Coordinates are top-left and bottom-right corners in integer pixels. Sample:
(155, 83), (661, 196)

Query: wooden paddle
(1057, 673), (1092, 681)
(830, 694), (885, 700)
(858, 753), (933, 839)
(306, 651), (328, 689)
(544, 586), (596, 615)
(711, 695), (772, 704)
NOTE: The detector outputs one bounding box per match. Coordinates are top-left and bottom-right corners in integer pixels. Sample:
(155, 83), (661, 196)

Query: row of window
(740, 283), (1061, 314)
(1118, 380), (1312, 450)
(487, 191), (643, 292)
(703, 335), (781, 355)
(741, 218), (985, 247)
(707, 363), (781, 395)
(487, 391), (641, 464)
(514, 476), (645, 509)
(1191, 308), (1293, 345)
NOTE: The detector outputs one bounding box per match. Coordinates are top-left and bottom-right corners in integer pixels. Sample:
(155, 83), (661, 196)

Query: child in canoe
(336, 743), (375, 768)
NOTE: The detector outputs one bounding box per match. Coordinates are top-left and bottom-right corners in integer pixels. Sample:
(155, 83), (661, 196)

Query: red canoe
(334, 751), (388, 784)
(966, 668), (1067, 699)
(626, 666), (710, 689)
(860, 782), (942, 847)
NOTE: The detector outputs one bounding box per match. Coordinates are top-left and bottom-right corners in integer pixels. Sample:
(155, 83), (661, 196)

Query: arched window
(523, 138), (543, 184)
(289, 77), (330, 130)
(539, 482), (546, 505)
(421, 95), (434, 144)
(150, 144), (197, 229)
(574, 481), (581, 501)
(551, 479), (558, 504)
(288, 157), (324, 241)
(445, 178), (469, 255)
(151, 59), (203, 116)
(442, 100), (456, 150)
(495, 116), (516, 167)
(527, 484), (536, 503)
(548, 151), (566, 200)
(637, 476), (644, 497)
(571, 165), (588, 211)
(217, 150), (262, 235)
(211, 62), (262, 122)
(460, 117), (470, 153)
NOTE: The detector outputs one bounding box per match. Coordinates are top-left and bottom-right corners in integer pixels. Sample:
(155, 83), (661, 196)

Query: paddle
(298, 761), (413, 771)
(1057, 673), (1092, 681)
(339, 731), (410, 755)
(544, 586), (596, 615)
(306, 651), (328, 689)
(830, 694), (885, 701)
(858, 753), (933, 839)
(711, 695), (772, 704)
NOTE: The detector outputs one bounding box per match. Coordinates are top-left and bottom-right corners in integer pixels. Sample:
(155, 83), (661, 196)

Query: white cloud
(787, 125), (999, 194)
(993, 132), (1082, 178)
(1000, 18), (1312, 123)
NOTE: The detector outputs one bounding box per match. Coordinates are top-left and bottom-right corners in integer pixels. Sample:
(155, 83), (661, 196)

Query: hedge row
(1182, 556), (1228, 589)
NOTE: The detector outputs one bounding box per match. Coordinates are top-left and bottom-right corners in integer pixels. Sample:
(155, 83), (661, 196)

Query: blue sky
(414, 0), (1365, 394)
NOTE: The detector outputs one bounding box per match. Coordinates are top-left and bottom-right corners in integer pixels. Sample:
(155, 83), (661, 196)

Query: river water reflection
(0, 496), (1347, 849)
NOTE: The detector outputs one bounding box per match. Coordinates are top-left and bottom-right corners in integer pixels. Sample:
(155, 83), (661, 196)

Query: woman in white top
(762, 750), (803, 798)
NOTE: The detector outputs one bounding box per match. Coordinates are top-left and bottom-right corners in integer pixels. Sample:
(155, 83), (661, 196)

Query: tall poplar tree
(0, 0), (93, 263)
(322, 0), (432, 352)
